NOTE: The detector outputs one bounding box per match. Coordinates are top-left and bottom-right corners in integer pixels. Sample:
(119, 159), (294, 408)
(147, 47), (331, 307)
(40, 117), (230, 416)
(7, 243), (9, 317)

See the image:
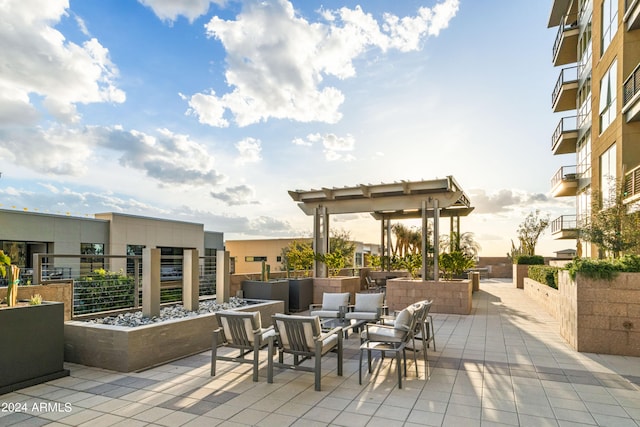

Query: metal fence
(31, 253), (217, 318)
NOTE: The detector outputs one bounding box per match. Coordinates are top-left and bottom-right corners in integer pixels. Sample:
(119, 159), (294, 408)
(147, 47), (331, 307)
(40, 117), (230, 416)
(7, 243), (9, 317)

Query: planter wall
(288, 278), (313, 312)
(16, 282), (73, 320)
(513, 264), (529, 289)
(523, 277), (561, 320)
(241, 280), (289, 314)
(0, 302), (69, 394)
(386, 278), (472, 315)
(64, 300), (283, 372)
(312, 276), (360, 305)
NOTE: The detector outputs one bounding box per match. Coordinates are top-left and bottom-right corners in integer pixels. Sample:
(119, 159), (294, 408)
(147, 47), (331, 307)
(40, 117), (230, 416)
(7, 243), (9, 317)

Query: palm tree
(440, 232), (481, 259)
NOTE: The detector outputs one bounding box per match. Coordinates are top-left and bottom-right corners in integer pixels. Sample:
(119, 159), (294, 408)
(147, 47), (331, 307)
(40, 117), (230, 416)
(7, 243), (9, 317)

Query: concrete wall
(386, 278), (472, 315)
(16, 282), (73, 321)
(475, 257), (513, 278)
(523, 278), (561, 321)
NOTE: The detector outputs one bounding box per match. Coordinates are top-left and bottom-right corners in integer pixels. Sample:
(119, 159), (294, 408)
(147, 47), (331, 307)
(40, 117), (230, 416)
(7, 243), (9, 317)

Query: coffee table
(320, 317), (368, 339)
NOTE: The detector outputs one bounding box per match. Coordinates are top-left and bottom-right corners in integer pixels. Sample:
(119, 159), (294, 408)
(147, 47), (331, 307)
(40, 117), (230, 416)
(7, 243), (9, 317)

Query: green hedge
(528, 265), (560, 289)
(514, 255), (544, 265)
(566, 255), (640, 280)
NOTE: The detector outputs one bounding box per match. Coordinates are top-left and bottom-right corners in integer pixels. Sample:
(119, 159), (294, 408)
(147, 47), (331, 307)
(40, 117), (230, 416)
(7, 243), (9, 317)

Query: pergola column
(433, 198), (440, 282)
(313, 205), (329, 278)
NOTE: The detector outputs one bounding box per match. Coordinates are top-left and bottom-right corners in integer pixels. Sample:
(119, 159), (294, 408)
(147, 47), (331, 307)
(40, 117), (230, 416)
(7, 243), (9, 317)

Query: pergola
(288, 176), (474, 281)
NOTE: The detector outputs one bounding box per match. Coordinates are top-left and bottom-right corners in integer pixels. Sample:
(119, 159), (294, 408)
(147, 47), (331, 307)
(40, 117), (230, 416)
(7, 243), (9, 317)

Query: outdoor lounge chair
(359, 301), (422, 388)
(309, 292), (350, 319)
(211, 311), (274, 382)
(345, 292), (385, 323)
(267, 314), (343, 391)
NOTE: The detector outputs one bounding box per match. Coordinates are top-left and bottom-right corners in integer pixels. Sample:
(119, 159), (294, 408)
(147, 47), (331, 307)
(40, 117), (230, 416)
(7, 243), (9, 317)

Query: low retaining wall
(64, 300), (284, 372)
(386, 278), (472, 315)
(523, 278), (561, 320)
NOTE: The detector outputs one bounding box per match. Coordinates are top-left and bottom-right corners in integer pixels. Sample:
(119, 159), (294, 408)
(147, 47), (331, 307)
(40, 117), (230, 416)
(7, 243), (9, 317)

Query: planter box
(16, 282), (73, 320)
(513, 264), (529, 289)
(386, 278), (472, 315)
(64, 300), (283, 372)
(0, 302), (69, 395)
(312, 276), (360, 305)
(242, 280), (290, 314)
(288, 278), (313, 312)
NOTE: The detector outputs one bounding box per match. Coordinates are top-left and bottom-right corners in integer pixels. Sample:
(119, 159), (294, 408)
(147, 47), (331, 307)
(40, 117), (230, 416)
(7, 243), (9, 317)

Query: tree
(517, 210), (550, 256)
(580, 177), (640, 258)
(280, 240), (314, 276)
(390, 223), (430, 257)
(440, 231), (481, 259)
(329, 228), (356, 268)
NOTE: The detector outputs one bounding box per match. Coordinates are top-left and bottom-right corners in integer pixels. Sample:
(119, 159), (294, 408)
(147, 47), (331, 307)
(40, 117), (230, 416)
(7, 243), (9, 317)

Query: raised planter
(312, 276), (360, 305)
(64, 300), (283, 372)
(0, 302), (69, 394)
(513, 264), (529, 289)
(386, 278), (472, 315)
(288, 278), (313, 312)
(242, 279), (289, 314)
(16, 282), (73, 320)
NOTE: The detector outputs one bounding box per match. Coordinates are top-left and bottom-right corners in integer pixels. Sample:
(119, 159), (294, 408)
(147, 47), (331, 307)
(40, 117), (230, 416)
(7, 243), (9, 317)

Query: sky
(0, 0), (575, 257)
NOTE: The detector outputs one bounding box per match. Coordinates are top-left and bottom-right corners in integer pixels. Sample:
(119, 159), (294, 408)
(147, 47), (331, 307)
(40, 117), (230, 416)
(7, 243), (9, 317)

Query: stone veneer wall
(312, 277), (360, 305)
(523, 278), (561, 322)
(64, 300), (284, 372)
(386, 278), (472, 315)
(525, 272), (640, 356)
(17, 282), (73, 321)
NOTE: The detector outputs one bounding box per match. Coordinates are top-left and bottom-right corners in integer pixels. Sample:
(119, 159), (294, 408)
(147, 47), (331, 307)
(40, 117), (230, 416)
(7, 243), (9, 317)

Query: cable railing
(31, 252), (217, 318)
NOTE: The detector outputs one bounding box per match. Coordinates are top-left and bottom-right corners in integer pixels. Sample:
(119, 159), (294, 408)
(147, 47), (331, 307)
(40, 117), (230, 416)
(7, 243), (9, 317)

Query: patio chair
(345, 292), (385, 323)
(381, 300), (432, 376)
(267, 314), (343, 391)
(211, 311), (274, 382)
(359, 302), (421, 388)
(365, 276), (379, 292)
(309, 292), (350, 319)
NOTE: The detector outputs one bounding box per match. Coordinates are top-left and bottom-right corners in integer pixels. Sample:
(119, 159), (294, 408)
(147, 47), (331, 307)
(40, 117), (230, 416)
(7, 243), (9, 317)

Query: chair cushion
(362, 325), (406, 343)
(322, 292), (350, 311)
(393, 305), (416, 331)
(218, 311), (263, 344)
(354, 293), (384, 312)
(345, 311), (379, 321)
(274, 314), (321, 350)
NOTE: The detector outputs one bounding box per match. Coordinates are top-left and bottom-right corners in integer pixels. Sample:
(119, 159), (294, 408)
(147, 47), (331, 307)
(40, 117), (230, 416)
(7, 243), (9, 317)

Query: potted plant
(0, 250), (69, 394)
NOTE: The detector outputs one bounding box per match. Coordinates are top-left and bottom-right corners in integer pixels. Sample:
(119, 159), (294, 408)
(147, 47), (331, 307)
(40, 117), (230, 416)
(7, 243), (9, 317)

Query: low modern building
(0, 209), (224, 281)
(225, 238), (380, 274)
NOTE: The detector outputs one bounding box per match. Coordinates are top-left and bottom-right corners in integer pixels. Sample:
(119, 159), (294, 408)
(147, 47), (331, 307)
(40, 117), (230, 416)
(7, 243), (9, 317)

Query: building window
(600, 0), (617, 55)
(126, 244), (145, 276)
(599, 59), (617, 133)
(577, 133), (591, 181)
(245, 256), (267, 262)
(80, 243), (105, 275)
(599, 143), (617, 208)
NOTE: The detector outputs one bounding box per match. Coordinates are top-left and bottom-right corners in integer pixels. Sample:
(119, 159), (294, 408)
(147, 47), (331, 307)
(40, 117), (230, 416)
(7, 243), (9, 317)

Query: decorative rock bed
(64, 299), (284, 372)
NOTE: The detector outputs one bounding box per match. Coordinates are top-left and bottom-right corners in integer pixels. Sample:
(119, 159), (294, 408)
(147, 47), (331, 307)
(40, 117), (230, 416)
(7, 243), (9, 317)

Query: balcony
(624, 0), (640, 31)
(622, 63), (640, 122)
(553, 13), (579, 66)
(624, 165), (640, 204)
(551, 165), (579, 197)
(551, 215), (579, 239)
(551, 116), (578, 155)
(552, 66), (578, 112)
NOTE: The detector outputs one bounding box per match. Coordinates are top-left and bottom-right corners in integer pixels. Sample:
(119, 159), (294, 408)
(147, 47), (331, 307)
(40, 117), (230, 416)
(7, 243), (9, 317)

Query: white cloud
(294, 132), (356, 162)
(138, 0), (225, 23)
(210, 184), (259, 206)
(187, 0), (458, 127)
(235, 137), (262, 165)
(92, 126), (225, 186)
(0, 0), (125, 125)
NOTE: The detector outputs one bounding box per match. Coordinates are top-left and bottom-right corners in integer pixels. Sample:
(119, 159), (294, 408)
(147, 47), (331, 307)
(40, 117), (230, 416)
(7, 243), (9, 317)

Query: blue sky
(0, 0), (573, 256)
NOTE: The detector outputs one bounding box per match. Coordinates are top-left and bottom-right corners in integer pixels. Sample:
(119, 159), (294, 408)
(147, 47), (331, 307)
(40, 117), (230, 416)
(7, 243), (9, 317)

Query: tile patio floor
(1, 279), (639, 426)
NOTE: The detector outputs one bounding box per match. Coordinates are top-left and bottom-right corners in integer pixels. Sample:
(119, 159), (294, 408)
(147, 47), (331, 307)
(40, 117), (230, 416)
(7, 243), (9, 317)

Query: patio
(1, 279), (639, 427)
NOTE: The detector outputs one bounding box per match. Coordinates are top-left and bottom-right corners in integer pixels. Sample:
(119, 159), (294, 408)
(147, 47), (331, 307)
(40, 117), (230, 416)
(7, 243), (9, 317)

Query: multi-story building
(548, 0), (640, 257)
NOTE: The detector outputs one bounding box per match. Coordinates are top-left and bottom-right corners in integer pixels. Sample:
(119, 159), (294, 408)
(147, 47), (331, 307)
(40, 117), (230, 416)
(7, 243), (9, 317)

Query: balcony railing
(553, 12), (579, 64)
(552, 66), (578, 110)
(623, 63), (640, 106)
(624, 164), (640, 203)
(552, 115), (578, 151)
(551, 165), (578, 189)
(551, 215), (577, 234)
(624, 0), (640, 30)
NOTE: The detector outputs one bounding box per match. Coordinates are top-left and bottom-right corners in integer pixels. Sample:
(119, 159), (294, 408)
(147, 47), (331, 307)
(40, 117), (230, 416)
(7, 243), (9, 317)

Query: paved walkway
(1, 279), (639, 426)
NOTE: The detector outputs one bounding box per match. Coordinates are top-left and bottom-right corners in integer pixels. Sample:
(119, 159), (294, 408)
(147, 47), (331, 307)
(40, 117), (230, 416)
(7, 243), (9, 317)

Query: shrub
(566, 258), (618, 280)
(514, 255), (544, 265)
(528, 265), (559, 289)
(439, 251), (475, 281)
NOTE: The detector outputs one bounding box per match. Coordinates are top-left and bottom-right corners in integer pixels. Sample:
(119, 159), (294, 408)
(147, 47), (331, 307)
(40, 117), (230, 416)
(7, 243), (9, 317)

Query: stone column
(182, 249), (199, 311)
(142, 248), (160, 318)
(216, 250), (230, 304)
